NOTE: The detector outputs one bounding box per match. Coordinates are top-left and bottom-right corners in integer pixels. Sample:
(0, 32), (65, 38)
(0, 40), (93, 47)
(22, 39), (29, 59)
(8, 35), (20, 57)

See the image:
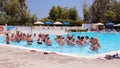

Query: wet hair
(27, 35), (31, 38)
(58, 36), (61, 38)
(91, 37), (93, 40)
(39, 34), (42, 37)
(81, 36), (84, 39)
(77, 36), (80, 39)
(47, 37), (50, 40)
(29, 35), (32, 37)
(62, 37), (64, 39)
(46, 34), (49, 36)
(34, 33), (36, 36)
(23, 33), (25, 35)
(85, 36), (89, 39)
(6, 34), (9, 36)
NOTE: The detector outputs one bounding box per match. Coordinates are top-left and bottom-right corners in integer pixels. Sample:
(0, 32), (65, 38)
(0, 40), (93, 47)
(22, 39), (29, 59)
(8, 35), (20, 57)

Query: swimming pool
(0, 32), (120, 56)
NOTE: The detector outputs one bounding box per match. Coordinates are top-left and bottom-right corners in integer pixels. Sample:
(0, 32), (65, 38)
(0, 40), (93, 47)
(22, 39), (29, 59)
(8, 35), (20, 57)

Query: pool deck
(1, 43), (120, 59)
(0, 44), (120, 68)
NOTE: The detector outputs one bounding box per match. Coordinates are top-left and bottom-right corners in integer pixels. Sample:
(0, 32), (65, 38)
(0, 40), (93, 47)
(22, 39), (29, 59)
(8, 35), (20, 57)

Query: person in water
(6, 33), (10, 44)
(76, 36), (81, 45)
(85, 36), (90, 44)
(37, 35), (42, 44)
(26, 35), (33, 45)
(90, 38), (101, 51)
(80, 36), (84, 46)
(58, 36), (65, 52)
(45, 37), (52, 46)
(66, 37), (75, 46)
(66, 34), (75, 46)
(33, 33), (37, 41)
(11, 33), (16, 42)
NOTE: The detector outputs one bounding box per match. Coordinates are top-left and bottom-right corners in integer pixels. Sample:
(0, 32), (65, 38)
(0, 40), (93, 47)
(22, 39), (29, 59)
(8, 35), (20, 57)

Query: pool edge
(0, 43), (120, 59)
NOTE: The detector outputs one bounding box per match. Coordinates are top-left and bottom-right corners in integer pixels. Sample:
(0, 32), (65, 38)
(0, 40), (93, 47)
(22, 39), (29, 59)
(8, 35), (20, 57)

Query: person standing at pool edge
(6, 34), (10, 44)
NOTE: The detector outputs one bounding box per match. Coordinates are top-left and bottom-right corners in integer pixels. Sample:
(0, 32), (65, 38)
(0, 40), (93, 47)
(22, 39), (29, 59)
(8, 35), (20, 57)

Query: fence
(8, 26), (82, 35)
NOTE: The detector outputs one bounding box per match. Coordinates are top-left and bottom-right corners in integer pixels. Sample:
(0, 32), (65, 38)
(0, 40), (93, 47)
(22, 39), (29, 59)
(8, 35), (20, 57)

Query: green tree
(49, 6), (58, 21)
(18, 0), (27, 11)
(0, 0), (37, 25)
(0, 0), (7, 12)
(83, 1), (90, 23)
(57, 6), (62, 19)
(91, 0), (110, 23)
(111, 1), (120, 24)
(105, 10), (116, 22)
(0, 12), (9, 25)
(40, 17), (53, 22)
(45, 6), (83, 26)
(4, 0), (21, 16)
(69, 7), (78, 21)
(61, 8), (69, 20)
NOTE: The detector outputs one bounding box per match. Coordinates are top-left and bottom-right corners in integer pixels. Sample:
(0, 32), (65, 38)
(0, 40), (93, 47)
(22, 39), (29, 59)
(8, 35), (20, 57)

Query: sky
(26, 0), (93, 20)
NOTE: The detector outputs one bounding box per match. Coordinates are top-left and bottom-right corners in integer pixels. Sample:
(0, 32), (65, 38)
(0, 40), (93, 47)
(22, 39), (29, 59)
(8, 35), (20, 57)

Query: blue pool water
(0, 32), (120, 56)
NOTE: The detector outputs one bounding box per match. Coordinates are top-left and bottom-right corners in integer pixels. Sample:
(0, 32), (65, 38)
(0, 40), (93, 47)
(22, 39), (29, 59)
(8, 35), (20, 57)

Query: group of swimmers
(5, 31), (101, 51)
(55, 34), (101, 51)
(6, 31), (52, 46)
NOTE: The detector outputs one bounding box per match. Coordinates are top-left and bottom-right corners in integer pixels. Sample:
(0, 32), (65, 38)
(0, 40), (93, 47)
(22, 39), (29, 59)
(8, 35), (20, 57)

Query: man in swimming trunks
(6, 34), (10, 44)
